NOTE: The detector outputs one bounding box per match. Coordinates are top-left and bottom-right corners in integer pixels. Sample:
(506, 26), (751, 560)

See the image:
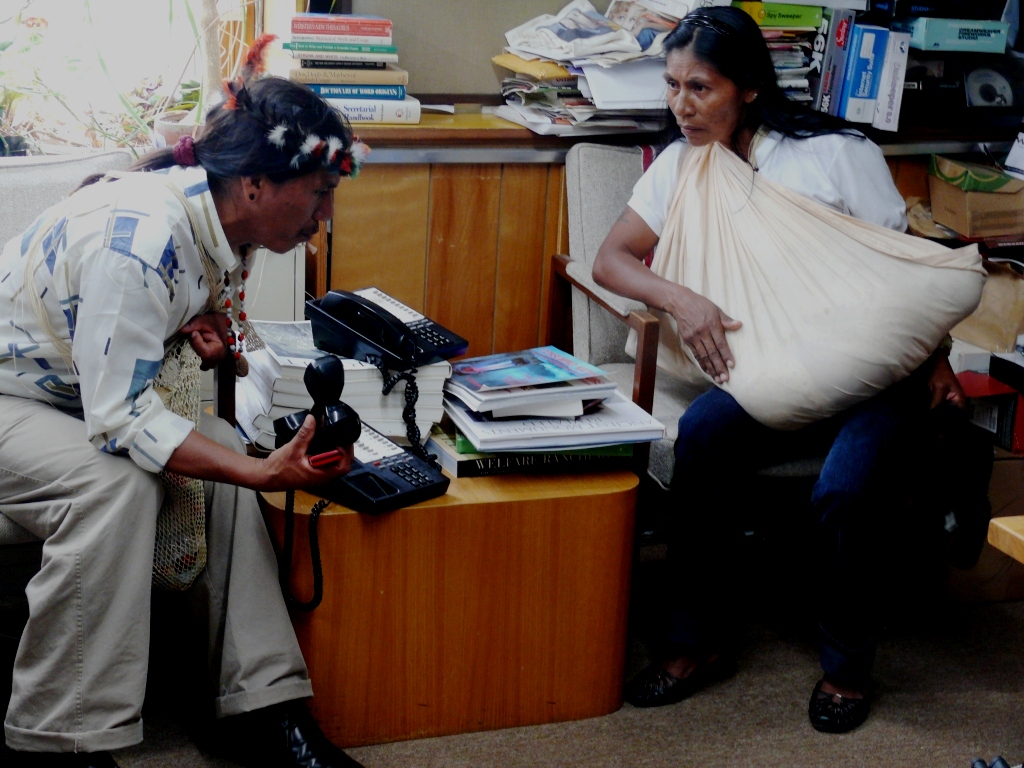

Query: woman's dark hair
(79, 77), (353, 194)
(662, 6), (860, 146)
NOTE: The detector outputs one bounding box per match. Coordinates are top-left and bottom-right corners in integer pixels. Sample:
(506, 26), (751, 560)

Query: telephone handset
(273, 356), (450, 611)
(306, 287), (469, 371)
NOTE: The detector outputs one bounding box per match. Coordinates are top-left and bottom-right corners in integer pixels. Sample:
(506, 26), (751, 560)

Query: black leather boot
(226, 700), (364, 768)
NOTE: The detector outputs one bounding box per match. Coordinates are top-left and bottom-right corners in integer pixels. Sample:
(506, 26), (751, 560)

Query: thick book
(290, 49), (399, 64)
(291, 13), (393, 37)
(305, 83), (406, 100)
(291, 32), (393, 46)
(733, 2), (823, 28)
(289, 63), (409, 85)
(443, 390), (665, 452)
(815, 8), (856, 114)
(871, 31), (910, 131)
(325, 95), (420, 123)
(837, 23), (888, 123)
(284, 41), (398, 55)
(809, 8), (851, 112)
(426, 427), (633, 478)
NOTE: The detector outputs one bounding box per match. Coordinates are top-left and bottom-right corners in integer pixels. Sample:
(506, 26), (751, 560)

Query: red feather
(222, 78), (239, 110)
(244, 33), (278, 77)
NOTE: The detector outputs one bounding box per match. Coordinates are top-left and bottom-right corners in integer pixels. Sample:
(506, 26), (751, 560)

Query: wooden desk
(988, 516), (1024, 564)
(261, 470), (639, 748)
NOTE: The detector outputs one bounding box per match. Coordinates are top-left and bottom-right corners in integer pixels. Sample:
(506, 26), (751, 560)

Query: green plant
(0, 8), (48, 149)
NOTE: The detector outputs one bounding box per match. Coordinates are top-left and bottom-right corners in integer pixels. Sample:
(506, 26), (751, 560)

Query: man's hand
(180, 312), (230, 370)
(260, 414), (354, 492)
(669, 287), (743, 384)
(927, 355), (965, 409)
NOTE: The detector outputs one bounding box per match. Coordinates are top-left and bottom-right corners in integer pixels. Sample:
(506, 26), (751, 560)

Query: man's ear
(240, 176), (264, 202)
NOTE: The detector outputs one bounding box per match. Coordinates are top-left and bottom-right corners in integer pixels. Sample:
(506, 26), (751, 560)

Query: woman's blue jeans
(665, 377), (927, 687)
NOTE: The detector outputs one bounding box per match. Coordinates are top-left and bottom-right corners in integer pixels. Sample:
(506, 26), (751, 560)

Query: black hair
(78, 77), (353, 194)
(662, 6), (860, 147)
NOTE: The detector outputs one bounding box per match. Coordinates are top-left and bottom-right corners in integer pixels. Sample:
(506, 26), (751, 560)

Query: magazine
(448, 346), (606, 392)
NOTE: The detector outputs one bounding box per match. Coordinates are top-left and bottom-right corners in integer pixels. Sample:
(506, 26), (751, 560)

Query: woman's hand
(667, 286), (742, 384)
(180, 312), (229, 370)
(927, 355), (965, 409)
(258, 414), (354, 492)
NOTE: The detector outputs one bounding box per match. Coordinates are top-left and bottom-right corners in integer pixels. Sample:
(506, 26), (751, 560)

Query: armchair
(0, 151), (134, 595)
(553, 142), (823, 490)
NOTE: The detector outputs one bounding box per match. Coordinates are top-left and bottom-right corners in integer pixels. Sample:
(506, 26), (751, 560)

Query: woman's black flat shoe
(624, 656), (736, 708)
(808, 679), (871, 733)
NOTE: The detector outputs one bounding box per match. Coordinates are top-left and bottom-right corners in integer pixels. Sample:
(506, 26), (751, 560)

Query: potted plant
(0, 11), (46, 155)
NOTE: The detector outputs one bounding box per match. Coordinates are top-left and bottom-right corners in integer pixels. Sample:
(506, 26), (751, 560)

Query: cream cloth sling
(639, 141), (986, 430)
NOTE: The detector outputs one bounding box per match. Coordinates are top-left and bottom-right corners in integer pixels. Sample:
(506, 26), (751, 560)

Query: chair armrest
(553, 253), (660, 414)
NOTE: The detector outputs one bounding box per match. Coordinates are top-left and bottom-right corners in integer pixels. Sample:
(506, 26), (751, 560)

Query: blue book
(837, 23), (889, 123)
(306, 83), (406, 100)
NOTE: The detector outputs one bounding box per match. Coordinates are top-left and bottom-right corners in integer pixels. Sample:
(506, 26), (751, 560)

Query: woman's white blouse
(628, 131), (908, 237)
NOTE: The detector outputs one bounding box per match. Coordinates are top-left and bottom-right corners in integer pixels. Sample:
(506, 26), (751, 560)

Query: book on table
(443, 390), (665, 452)
(426, 424), (634, 478)
(444, 345), (617, 418)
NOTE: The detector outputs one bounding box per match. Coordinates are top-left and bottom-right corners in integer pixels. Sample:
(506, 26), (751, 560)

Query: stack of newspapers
(490, 0), (701, 136)
(431, 346), (664, 477)
(236, 319), (450, 451)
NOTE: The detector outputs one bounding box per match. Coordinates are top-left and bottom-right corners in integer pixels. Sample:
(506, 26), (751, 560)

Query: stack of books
(236, 319), (449, 452)
(432, 346), (664, 476)
(735, 2), (825, 104)
(285, 12), (419, 124)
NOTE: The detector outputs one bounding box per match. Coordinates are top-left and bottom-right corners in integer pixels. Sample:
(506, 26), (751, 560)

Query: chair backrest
(565, 143), (645, 367)
(0, 150), (135, 247)
(0, 149), (134, 546)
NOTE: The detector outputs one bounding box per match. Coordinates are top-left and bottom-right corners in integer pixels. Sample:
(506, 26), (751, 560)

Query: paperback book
(291, 33), (393, 46)
(305, 84), (406, 100)
(289, 63), (409, 85)
(837, 23), (888, 123)
(444, 375), (618, 415)
(325, 95), (420, 123)
(291, 13), (393, 37)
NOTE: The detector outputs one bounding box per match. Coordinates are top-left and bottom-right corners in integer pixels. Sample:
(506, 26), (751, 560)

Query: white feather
(298, 133), (321, 156)
(267, 124), (288, 148)
(350, 140), (370, 164)
(325, 136), (343, 164)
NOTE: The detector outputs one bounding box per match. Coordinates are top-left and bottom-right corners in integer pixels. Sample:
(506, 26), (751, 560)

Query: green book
(428, 427), (634, 478)
(284, 41), (398, 54)
(453, 430), (632, 458)
(733, 2), (822, 28)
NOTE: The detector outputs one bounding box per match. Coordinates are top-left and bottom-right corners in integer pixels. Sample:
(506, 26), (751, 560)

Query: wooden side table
(261, 470), (638, 748)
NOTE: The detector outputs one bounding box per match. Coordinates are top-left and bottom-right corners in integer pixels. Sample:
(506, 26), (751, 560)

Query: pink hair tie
(173, 135), (198, 167)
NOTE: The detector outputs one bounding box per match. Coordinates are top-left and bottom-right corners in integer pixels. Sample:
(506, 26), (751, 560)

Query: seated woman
(592, 6), (966, 734)
(0, 48), (367, 767)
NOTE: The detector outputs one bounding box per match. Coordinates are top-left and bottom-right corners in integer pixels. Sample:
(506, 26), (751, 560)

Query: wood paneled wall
(330, 162), (569, 359)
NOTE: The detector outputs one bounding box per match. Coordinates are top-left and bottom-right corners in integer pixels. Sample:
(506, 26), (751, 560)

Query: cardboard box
(928, 155), (1024, 237)
(891, 17), (1008, 52)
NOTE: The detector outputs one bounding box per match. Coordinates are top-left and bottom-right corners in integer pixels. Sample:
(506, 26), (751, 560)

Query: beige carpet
(113, 580), (1024, 768)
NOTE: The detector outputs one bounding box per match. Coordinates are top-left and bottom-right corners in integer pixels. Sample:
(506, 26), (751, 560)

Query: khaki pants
(0, 396), (312, 753)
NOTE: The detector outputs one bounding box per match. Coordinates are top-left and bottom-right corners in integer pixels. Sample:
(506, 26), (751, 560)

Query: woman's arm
(593, 206), (741, 383)
(164, 414), (354, 492)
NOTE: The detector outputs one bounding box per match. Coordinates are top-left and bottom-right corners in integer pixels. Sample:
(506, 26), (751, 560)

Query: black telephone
(305, 287), (468, 371)
(273, 356), (450, 516)
(273, 356), (450, 611)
